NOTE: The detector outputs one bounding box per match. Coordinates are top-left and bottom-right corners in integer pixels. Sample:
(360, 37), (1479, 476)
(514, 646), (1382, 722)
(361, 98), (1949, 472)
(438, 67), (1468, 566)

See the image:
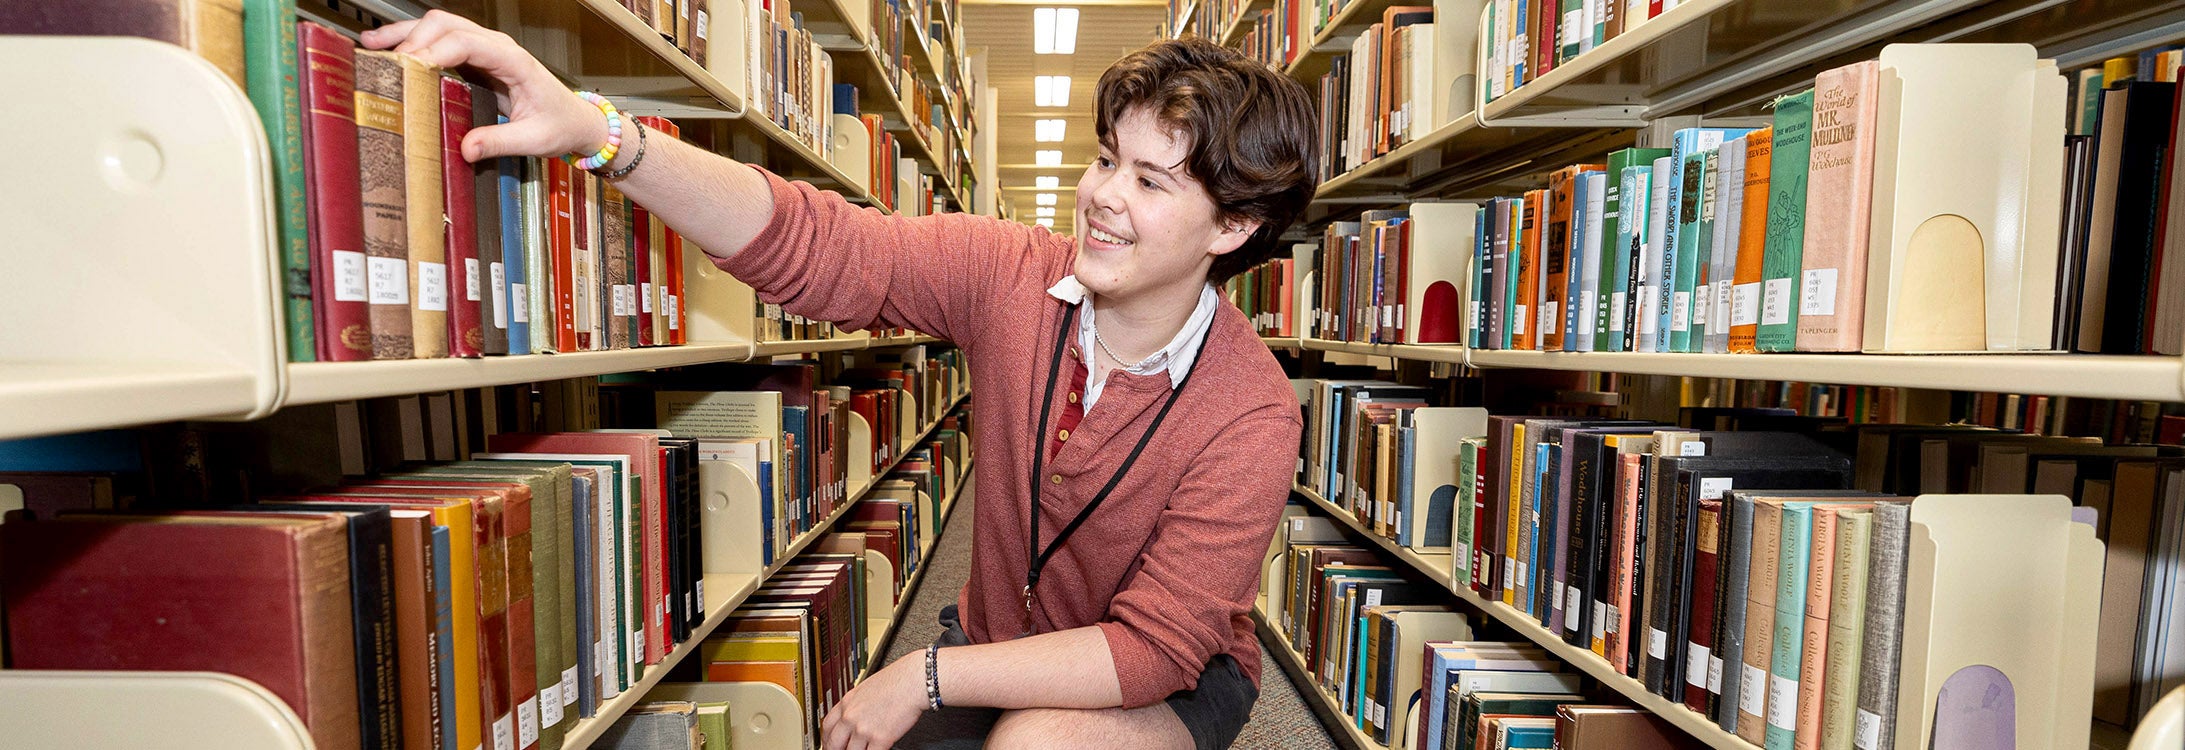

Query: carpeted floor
(876, 476), (1337, 749)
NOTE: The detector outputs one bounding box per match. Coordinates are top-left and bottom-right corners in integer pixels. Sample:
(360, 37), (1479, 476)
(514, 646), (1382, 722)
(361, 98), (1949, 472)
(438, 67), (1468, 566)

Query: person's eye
(1097, 156), (1115, 169)
(1139, 177), (1162, 191)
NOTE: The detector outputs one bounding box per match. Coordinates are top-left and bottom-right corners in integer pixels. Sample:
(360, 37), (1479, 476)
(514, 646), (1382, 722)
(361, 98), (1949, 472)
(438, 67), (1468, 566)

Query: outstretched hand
(359, 10), (608, 163)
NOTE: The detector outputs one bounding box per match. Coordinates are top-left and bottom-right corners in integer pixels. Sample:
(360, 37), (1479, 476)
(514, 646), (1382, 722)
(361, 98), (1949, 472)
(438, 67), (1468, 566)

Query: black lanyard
(1024, 301), (1215, 621)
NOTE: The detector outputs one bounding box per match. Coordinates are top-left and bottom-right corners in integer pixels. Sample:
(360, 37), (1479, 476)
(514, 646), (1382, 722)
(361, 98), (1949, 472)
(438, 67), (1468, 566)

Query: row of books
(1307, 47), (2176, 355)
(1263, 514), (1695, 750)
(4, 432), (719, 750)
(1223, 256), (1302, 337)
(0, 373), (974, 750)
(1480, 0), (1677, 103)
(596, 352), (969, 566)
(1309, 6), (1440, 180)
(1310, 203), (1473, 345)
(1295, 375), (2174, 739)
(304, 22), (697, 362)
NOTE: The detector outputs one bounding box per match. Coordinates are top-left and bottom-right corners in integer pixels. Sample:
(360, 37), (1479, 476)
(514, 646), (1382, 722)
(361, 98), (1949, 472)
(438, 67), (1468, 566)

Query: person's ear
(1208, 218), (1262, 257)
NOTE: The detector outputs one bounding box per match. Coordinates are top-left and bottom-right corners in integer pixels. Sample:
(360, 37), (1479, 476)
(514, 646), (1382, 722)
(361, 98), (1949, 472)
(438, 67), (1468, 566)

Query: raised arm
(363, 11), (778, 261)
(362, 11), (1038, 342)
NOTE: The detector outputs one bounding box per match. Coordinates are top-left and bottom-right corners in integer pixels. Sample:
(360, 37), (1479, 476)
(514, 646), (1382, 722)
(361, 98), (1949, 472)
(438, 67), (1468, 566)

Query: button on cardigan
(718, 167), (1303, 707)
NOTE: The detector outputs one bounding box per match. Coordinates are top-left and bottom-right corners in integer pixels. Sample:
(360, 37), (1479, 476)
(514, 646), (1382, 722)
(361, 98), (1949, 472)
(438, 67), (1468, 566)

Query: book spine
(1716, 494), (1755, 733)
(633, 206), (655, 347)
(471, 82), (509, 356)
(1757, 90), (1815, 351)
(1738, 500), (1784, 743)
(472, 499), (517, 750)
(355, 513), (401, 750)
(523, 157), (551, 353)
(391, 518), (437, 750)
(500, 152), (531, 354)
(1635, 157), (1671, 351)
(1852, 503), (1911, 750)
(1766, 504), (1815, 750)
(529, 484), (567, 750)
(1668, 150), (1706, 352)
(1729, 129), (1774, 353)
(431, 527), (457, 750)
(1819, 510), (1873, 750)
(297, 23), (372, 361)
(1683, 497), (1723, 713)
(399, 55), (449, 359)
(1543, 171), (1576, 351)
(548, 159), (578, 353)
(354, 51), (414, 359)
(245, 0), (315, 361)
(1795, 61), (1879, 352)
(440, 76), (483, 357)
(1795, 507), (1846, 750)
(499, 492), (543, 750)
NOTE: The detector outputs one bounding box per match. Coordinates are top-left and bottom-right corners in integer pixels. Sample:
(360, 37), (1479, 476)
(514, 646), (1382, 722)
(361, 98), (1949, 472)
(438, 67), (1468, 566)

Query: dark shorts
(893, 605), (1258, 750)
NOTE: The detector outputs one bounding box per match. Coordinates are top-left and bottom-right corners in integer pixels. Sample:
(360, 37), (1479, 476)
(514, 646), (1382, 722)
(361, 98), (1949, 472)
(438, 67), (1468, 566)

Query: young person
(363, 13), (1318, 748)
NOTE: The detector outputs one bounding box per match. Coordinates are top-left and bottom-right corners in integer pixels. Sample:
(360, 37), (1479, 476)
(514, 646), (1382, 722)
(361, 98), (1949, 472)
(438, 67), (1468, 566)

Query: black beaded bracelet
(598, 116), (648, 180)
(925, 643), (944, 710)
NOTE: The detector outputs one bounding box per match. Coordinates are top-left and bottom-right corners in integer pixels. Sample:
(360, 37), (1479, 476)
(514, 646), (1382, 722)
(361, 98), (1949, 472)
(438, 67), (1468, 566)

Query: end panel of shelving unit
(1, 37), (287, 440)
(0, 671), (313, 750)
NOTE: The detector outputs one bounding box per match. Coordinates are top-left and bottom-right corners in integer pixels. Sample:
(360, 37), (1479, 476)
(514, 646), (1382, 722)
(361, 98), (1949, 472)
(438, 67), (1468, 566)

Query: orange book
(1514, 189), (1547, 350)
(547, 159), (578, 353)
(1377, 7), (1432, 155)
(1543, 165), (1603, 351)
(704, 660), (802, 701)
(1796, 504), (1867, 750)
(1729, 128), (1774, 353)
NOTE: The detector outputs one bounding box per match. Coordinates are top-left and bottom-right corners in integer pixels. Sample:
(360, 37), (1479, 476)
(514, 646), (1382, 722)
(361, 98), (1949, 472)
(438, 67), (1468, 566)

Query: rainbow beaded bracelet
(566, 91), (622, 172)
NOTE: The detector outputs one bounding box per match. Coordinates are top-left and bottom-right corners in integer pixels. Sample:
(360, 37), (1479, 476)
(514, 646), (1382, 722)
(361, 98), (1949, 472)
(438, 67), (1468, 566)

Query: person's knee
(984, 706), (1191, 750)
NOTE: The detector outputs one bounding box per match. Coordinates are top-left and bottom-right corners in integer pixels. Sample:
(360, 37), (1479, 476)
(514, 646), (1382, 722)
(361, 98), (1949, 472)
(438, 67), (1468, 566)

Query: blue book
(1653, 128), (1753, 350)
(496, 138), (529, 354)
(832, 84), (860, 116)
(1396, 424), (1418, 547)
(1526, 443), (1551, 618)
(429, 526), (458, 750)
(1504, 724), (1556, 748)
(0, 430), (142, 471)
(757, 450), (777, 567)
(782, 406), (811, 533)
(1564, 173), (1596, 351)
(1766, 503), (1819, 750)
(1470, 207), (1490, 348)
(568, 473), (597, 716)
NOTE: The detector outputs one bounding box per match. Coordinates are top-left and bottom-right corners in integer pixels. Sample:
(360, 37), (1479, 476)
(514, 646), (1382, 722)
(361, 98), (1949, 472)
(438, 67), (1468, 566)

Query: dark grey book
(1854, 503), (1913, 750)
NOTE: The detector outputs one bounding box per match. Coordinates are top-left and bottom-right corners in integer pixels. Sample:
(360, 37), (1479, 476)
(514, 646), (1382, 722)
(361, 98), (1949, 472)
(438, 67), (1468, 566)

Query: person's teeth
(1093, 228), (1132, 245)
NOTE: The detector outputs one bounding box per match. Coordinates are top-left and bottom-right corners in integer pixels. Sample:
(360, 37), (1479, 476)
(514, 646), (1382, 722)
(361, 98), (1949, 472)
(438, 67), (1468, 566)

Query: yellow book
(1503, 423), (1528, 607)
(2103, 55), (2138, 84)
(394, 52), (449, 359)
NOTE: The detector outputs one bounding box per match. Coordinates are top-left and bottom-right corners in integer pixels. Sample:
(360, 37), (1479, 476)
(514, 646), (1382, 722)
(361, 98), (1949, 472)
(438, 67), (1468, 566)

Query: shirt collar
(1048, 274), (1219, 390)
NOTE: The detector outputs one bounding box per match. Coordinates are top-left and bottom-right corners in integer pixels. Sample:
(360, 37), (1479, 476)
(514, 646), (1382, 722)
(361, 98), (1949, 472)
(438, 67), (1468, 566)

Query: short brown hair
(1095, 38), (1319, 283)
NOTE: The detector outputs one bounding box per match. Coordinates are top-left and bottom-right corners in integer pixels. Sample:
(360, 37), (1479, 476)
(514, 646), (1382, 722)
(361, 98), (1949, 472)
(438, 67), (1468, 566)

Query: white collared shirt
(1045, 275), (1220, 409)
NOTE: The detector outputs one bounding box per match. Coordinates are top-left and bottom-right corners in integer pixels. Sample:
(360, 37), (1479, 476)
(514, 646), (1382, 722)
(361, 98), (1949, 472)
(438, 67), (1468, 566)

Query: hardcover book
(1795, 61), (1879, 352)
(297, 22), (372, 361)
(1757, 89), (1815, 352)
(354, 50), (415, 359)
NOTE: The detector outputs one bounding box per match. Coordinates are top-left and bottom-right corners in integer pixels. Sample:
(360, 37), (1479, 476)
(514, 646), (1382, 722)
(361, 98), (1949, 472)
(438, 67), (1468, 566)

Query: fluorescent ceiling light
(1034, 76), (1071, 107)
(1035, 150), (1062, 166)
(1035, 176), (1060, 189)
(1035, 119), (1067, 142)
(1036, 193), (1057, 206)
(1036, 207), (1057, 217)
(1033, 8), (1078, 54)
(1036, 218), (1055, 227)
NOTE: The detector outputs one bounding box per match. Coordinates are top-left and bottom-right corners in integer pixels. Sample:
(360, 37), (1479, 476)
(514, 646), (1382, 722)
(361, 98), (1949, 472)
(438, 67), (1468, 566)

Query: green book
(1600, 147), (1671, 352)
(1454, 437), (1482, 590)
(694, 702), (731, 750)
(242, 0), (314, 361)
(1819, 509), (1874, 749)
(1669, 150), (1711, 352)
(1678, 153), (1713, 356)
(1757, 90), (1816, 351)
(1458, 692), (1584, 750)
(1558, 0), (1585, 63)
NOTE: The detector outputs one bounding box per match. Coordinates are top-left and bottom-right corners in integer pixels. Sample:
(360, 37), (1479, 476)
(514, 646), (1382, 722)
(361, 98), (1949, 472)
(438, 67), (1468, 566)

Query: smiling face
(1071, 108), (1259, 305)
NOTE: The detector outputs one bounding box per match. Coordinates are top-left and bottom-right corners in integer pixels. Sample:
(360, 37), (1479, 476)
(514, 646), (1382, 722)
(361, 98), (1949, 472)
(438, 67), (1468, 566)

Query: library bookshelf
(859, 459), (975, 682)
(1238, 0), (2185, 746)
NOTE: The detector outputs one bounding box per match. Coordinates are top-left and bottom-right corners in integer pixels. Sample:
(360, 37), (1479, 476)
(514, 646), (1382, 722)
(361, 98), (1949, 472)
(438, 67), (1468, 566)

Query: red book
(546, 159), (578, 353)
(1682, 497), (1724, 713)
(2, 513), (364, 750)
(297, 22), (372, 361)
(439, 76), (483, 357)
(631, 204), (655, 347)
(496, 486), (541, 750)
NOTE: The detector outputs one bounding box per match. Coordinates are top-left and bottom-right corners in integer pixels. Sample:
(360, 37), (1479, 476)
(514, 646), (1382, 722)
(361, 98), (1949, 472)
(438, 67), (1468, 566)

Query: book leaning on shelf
(1260, 511), (1698, 750)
